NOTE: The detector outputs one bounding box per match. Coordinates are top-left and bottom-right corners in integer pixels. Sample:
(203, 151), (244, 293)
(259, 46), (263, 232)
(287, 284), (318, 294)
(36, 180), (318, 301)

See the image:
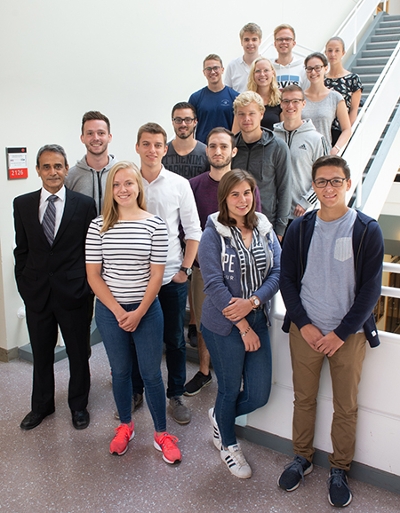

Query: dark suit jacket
(13, 187), (97, 313)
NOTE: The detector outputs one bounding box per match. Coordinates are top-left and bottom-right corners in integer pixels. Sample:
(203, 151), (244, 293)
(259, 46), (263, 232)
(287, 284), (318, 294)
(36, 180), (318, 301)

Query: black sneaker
(328, 468), (352, 507)
(278, 455), (313, 491)
(187, 324), (198, 348)
(184, 371), (212, 396)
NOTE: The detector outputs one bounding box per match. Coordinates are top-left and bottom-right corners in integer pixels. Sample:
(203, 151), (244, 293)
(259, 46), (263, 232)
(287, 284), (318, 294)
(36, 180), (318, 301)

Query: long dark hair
(217, 169), (258, 229)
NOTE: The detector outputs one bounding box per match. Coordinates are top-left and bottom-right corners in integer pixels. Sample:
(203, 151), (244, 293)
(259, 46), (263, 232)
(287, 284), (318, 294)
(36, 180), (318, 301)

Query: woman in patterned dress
(325, 37), (363, 145)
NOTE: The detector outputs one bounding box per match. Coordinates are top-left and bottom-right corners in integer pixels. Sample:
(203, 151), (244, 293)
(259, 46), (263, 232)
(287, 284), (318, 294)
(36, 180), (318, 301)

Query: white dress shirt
(38, 186), (66, 236)
(142, 166), (202, 285)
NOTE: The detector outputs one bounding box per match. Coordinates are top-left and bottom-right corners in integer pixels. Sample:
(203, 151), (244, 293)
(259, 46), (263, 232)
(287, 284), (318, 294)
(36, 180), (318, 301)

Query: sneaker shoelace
(114, 424), (132, 440)
(328, 468), (351, 491)
(284, 456), (308, 484)
(229, 445), (247, 467)
(157, 432), (179, 449)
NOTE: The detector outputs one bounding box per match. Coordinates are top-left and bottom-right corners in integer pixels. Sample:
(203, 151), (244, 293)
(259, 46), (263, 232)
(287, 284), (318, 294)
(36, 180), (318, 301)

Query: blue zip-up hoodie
(198, 212), (281, 336)
(280, 209), (384, 347)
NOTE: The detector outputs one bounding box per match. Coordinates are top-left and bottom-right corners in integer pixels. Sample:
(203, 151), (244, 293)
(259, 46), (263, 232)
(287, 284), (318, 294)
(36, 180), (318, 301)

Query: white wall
(0, 0), (366, 354)
(248, 295), (400, 476)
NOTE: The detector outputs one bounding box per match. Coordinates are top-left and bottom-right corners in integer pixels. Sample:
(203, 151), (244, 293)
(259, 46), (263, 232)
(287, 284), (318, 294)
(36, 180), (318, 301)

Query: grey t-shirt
(300, 208), (357, 335)
(302, 90), (343, 147)
(162, 140), (208, 179)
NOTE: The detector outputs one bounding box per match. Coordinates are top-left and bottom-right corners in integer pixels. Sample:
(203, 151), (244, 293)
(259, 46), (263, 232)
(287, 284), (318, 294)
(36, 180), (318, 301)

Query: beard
(176, 127), (195, 140)
(208, 155), (232, 169)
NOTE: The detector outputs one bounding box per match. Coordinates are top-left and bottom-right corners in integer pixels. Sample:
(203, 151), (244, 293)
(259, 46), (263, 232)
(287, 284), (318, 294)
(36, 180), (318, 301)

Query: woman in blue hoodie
(198, 169), (281, 479)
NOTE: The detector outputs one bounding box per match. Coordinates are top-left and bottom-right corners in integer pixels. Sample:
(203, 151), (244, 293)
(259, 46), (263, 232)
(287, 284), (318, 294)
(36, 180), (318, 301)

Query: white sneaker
(208, 407), (222, 450)
(220, 443), (252, 479)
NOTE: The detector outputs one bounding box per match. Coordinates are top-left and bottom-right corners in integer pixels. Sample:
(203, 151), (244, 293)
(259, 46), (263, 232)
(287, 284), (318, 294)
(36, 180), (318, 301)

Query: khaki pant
(191, 266), (206, 332)
(289, 323), (366, 471)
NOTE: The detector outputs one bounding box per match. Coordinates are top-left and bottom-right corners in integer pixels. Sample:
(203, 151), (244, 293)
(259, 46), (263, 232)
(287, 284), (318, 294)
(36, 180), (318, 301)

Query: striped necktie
(42, 195), (58, 245)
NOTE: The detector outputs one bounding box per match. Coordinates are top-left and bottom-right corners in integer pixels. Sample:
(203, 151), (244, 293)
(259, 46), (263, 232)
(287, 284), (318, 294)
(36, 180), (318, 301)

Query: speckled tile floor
(0, 343), (399, 513)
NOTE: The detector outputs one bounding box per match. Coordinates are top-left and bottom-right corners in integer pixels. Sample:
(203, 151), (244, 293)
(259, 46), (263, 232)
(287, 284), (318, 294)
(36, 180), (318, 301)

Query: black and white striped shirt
(230, 226), (269, 299)
(86, 215), (168, 304)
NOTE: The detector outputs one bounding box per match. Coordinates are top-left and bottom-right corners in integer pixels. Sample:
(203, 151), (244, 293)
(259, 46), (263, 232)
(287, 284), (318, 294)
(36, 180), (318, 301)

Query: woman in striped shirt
(198, 169), (281, 479)
(85, 161), (181, 464)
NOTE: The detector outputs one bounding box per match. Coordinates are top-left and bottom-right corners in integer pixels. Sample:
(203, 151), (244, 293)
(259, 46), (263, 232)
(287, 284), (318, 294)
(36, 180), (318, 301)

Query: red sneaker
(109, 423), (134, 456)
(153, 432), (182, 464)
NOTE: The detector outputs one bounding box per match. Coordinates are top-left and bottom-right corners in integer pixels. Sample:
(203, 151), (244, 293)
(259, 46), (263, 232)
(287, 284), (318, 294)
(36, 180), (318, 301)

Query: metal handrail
(383, 262), (400, 274)
(334, 0), (379, 54)
(350, 39), (400, 136)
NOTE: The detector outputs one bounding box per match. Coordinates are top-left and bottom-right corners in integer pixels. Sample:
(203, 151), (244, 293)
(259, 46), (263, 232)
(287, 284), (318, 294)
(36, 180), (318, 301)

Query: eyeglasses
(305, 65), (324, 73)
(313, 178), (347, 188)
(203, 66), (221, 73)
(281, 99), (304, 105)
(172, 117), (195, 125)
(254, 68), (272, 75)
(275, 37), (294, 43)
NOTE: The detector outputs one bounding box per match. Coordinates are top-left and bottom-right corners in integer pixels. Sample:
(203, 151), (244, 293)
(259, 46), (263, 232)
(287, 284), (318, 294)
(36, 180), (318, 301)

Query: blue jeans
(201, 309), (272, 447)
(96, 299), (166, 431)
(131, 280), (188, 398)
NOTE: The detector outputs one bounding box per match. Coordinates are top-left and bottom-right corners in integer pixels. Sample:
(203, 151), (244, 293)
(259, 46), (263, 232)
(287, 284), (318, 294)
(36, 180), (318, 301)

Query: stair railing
(343, 38), (400, 215)
(335, 0), (382, 55)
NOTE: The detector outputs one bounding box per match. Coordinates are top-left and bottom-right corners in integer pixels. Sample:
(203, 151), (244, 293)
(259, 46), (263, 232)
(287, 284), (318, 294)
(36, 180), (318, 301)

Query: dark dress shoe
(72, 409), (90, 430)
(20, 410), (54, 430)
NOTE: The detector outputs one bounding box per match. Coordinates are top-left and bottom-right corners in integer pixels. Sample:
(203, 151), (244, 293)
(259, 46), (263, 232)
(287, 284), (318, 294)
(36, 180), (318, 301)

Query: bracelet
(239, 326), (251, 337)
(334, 144), (341, 152)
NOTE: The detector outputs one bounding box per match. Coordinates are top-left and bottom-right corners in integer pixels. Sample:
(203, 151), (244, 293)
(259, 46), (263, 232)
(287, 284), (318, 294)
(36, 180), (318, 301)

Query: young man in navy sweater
(278, 155), (384, 508)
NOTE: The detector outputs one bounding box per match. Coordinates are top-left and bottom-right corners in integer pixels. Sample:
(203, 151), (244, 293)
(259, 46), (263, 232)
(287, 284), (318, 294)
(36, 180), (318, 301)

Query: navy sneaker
(328, 468), (352, 507)
(278, 455), (313, 491)
(184, 371), (212, 396)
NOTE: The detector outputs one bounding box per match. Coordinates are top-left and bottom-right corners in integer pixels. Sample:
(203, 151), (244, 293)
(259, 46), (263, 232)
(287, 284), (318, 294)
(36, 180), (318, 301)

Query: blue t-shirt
(189, 86), (239, 143)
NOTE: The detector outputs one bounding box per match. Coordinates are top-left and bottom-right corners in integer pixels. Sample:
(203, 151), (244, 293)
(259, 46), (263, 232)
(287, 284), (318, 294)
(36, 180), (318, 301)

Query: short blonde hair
(240, 22), (262, 40)
(101, 161), (146, 232)
(247, 57), (281, 107)
(274, 24), (296, 40)
(233, 91), (265, 115)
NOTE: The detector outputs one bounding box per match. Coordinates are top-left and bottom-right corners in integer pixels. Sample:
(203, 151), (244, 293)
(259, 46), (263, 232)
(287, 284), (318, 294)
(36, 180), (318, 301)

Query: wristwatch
(180, 266), (193, 277)
(249, 295), (261, 309)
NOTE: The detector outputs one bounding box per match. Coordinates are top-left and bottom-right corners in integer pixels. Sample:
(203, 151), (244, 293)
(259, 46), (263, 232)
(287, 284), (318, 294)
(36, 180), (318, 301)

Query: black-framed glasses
(281, 99), (304, 105)
(172, 117), (195, 125)
(305, 65), (324, 73)
(275, 37), (294, 43)
(203, 66), (221, 73)
(313, 178), (347, 188)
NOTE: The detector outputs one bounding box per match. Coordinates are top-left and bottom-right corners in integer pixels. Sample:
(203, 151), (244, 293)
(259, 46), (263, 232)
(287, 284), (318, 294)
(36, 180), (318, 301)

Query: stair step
(352, 65), (385, 74)
(366, 41), (397, 50)
(380, 20), (400, 28)
(375, 27), (400, 35)
(362, 49), (393, 58)
(356, 57), (388, 66)
(381, 14), (400, 21)
(356, 73), (380, 82)
(371, 34), (400, 42)
(361, 84), (375, 93)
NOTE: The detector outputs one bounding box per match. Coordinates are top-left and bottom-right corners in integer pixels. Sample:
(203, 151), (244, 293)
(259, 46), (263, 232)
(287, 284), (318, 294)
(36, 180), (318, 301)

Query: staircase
(345, 12), (400, 205)
(347, 13), (400, 103)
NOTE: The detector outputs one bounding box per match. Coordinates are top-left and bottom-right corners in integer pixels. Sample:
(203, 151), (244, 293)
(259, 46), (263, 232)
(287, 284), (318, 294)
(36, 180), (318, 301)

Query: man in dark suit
(14, 144), (97, 431)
